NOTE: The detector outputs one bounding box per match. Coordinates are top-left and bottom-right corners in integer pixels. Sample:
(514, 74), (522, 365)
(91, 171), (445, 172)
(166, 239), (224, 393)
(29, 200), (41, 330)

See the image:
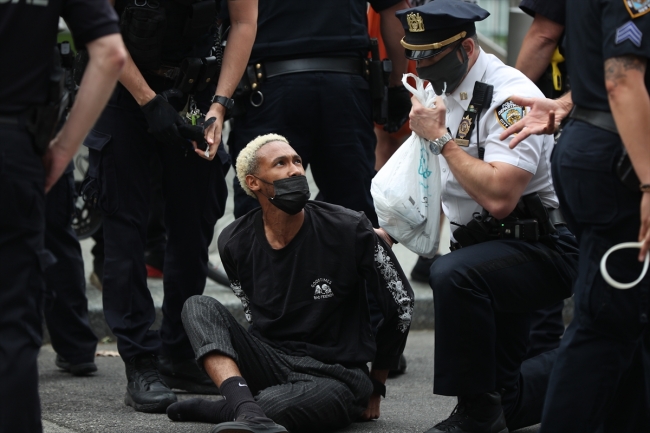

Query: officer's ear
(461, 37), (475, 57)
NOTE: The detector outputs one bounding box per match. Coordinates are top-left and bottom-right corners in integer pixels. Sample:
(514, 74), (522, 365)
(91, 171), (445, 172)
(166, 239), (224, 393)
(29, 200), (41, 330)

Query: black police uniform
(519, 0), (568, 100)
(0, 1), (119, 431)
(396, 1), (579, 431)
(44, 162), (98, 372)
(84, 0), (229, 384)
(540, 0), (650, 431)
(227, 0), (403, 227)
(518, 0), (569, 360)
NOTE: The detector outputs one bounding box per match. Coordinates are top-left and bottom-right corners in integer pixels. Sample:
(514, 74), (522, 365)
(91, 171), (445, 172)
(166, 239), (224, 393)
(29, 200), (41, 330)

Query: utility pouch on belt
(195, 56), (220, 93)
(174, 57), (203, 94)
(451, 193), (556, 249)
(369, 38), (392, 125)
(120, 1), (167, 71)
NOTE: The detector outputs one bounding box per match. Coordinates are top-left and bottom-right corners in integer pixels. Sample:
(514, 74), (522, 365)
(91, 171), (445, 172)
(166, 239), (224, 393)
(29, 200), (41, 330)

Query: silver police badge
(625, 0), (650, 18)
(495, 99), (525, 130)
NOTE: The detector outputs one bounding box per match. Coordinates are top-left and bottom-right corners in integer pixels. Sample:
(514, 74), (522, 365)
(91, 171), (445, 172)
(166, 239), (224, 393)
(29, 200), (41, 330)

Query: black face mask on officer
(416, 42), (469, 95)
(255, 175), (311, 215)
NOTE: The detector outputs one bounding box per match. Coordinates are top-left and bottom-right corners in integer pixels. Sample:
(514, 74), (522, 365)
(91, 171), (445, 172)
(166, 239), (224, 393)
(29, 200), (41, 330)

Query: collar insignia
(495, 99), (525, 130)
(624, 0), (650, 18)
(407, 12), (425, 32)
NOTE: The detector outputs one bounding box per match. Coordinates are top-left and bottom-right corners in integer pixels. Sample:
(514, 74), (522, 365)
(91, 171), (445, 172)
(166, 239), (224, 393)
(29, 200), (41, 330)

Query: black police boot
(410, 254), (441, 283)
(158, 355), (219, 395)
(55, 354), (98, 376)
(124, 354), (177, 413)
(210, 414), (288, 433)
(424, 392), (508, 433)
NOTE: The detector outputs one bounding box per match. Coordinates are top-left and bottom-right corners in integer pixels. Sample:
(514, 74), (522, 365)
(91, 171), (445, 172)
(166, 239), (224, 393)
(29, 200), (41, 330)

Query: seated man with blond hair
(166, 133), (414, 433)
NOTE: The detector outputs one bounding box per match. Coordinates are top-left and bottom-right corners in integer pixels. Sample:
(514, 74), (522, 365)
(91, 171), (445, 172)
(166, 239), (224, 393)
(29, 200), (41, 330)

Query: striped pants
(182, 295), (373, 432)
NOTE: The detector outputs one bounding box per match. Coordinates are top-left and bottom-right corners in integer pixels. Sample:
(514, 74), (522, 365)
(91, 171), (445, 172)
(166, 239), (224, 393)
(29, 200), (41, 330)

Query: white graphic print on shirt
(230, 280), (252, 323)
(312, 278), (334, 300)
(375, 245), (413, 333)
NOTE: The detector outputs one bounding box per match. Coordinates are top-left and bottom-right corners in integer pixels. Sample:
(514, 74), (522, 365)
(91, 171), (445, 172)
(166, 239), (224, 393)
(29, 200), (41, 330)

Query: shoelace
(434, 403), (470, 431)
(134, 356), (165, 386)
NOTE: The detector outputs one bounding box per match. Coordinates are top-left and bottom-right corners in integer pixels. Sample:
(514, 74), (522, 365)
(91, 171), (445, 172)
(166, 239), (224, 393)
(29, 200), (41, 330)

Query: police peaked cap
(396, 0), (490, 60)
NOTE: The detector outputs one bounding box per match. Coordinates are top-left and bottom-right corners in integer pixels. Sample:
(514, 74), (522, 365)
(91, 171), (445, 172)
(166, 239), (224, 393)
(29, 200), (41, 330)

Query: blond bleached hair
(236, 133), (290, 198)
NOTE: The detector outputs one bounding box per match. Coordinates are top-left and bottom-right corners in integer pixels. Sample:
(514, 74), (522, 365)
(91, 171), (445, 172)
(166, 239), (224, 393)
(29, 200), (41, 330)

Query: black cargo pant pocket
(81, 129), (119, 215)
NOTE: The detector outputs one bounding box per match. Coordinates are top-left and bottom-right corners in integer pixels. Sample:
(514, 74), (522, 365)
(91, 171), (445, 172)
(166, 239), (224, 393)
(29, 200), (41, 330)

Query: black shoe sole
(124, 392), (177, 413)
(161, 374), (220, 395)
(56, 359), (98, 376)
(210, 421), (288, 433)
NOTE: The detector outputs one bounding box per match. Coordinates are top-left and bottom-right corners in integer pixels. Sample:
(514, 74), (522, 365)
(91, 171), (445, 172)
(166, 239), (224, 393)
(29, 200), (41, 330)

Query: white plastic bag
(371, 73), (443, 258)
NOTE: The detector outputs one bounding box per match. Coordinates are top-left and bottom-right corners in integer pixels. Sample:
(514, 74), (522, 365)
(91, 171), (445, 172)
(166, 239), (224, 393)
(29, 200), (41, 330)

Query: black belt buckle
(174, 57), (203, 94)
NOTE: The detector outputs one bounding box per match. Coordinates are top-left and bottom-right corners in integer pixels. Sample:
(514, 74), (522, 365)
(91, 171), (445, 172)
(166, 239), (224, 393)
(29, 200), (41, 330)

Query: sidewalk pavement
(39, 330), (540, 433)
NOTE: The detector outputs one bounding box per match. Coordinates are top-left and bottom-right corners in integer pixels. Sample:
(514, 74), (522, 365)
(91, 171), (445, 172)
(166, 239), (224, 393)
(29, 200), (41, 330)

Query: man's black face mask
(416, 42), (469, 95)
(256, 175), (311, 215)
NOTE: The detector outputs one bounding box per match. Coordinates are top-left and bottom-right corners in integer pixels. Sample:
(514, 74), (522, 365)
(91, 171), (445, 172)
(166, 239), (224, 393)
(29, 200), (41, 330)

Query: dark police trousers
(43, 164), (98, 364)
(85, 84), (229, 361)
(228, 72), (379, 226)
(541, 119), (650, 433)
(430, 227), (578, 431)
(0, 125), (47, 433)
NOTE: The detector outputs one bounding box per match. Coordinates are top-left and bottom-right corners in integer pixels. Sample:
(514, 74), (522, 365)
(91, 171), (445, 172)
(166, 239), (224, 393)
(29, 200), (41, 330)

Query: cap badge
(407, 12), (425, 32)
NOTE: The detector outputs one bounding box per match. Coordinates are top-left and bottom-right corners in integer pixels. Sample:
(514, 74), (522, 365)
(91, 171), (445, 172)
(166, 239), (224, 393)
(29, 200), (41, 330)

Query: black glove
(383, 86), (411, 134)
(177, 116), (216, 152)
(140, 89), (189, 148)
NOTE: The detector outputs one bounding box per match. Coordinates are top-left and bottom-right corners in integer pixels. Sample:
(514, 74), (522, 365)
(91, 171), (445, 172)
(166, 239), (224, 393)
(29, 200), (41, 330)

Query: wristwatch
(210, 95), (235, 112)
(427, 132), (453, 155)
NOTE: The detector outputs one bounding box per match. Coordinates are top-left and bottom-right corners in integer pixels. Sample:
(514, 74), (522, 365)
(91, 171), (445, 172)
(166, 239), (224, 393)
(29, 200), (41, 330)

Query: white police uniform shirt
(440, 48), (559, 234)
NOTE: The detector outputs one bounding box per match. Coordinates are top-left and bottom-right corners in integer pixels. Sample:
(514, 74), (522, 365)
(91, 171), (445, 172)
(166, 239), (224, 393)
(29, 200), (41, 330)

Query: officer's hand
(639, 193), (650, 261)
(360, 393), (382, 421)
(499, 95), (571, 148)
(384, 86), (411, 133)
(409, 95), (447, 141)
(375, 228), (394, 248)
(42, 134), (73, 193)
(140, 89), (190, 149)
(201, 103), (226, 160)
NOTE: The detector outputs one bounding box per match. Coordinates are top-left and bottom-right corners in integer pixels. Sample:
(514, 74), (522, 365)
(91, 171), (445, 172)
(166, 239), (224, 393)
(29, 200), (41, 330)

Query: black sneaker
(55, 354), (98, 376)
(410, 255), (441, 283)
(424, 392), (508, 433)
(124, 354), (177, 413)
(211, 415), (288, 433)
(158, 355), (219, 395)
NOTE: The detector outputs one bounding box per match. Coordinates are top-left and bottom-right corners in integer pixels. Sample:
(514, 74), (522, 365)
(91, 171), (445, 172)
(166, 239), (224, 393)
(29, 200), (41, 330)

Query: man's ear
(462, 38), (474, 56)
(246, 174), (261, 193)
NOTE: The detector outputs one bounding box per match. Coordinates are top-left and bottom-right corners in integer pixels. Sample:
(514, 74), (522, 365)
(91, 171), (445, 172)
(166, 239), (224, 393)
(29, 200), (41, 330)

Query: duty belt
(449, 208), (566, 251)
(247, 57), (370, 88)
(569, 106), (618, 134)
(262, 57), (370, 79)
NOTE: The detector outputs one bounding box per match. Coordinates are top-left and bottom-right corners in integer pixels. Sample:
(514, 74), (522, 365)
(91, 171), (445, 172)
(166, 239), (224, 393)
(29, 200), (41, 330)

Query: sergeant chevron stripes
(616, 21), (643, 47)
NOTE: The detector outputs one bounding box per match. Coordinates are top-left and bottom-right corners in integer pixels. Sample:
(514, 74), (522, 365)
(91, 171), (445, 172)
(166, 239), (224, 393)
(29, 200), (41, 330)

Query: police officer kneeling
(396, 1), (579, 432)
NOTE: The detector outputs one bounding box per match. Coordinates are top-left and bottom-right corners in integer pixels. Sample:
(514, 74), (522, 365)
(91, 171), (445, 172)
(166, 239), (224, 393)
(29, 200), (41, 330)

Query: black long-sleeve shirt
(218, 201), (414, 370)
